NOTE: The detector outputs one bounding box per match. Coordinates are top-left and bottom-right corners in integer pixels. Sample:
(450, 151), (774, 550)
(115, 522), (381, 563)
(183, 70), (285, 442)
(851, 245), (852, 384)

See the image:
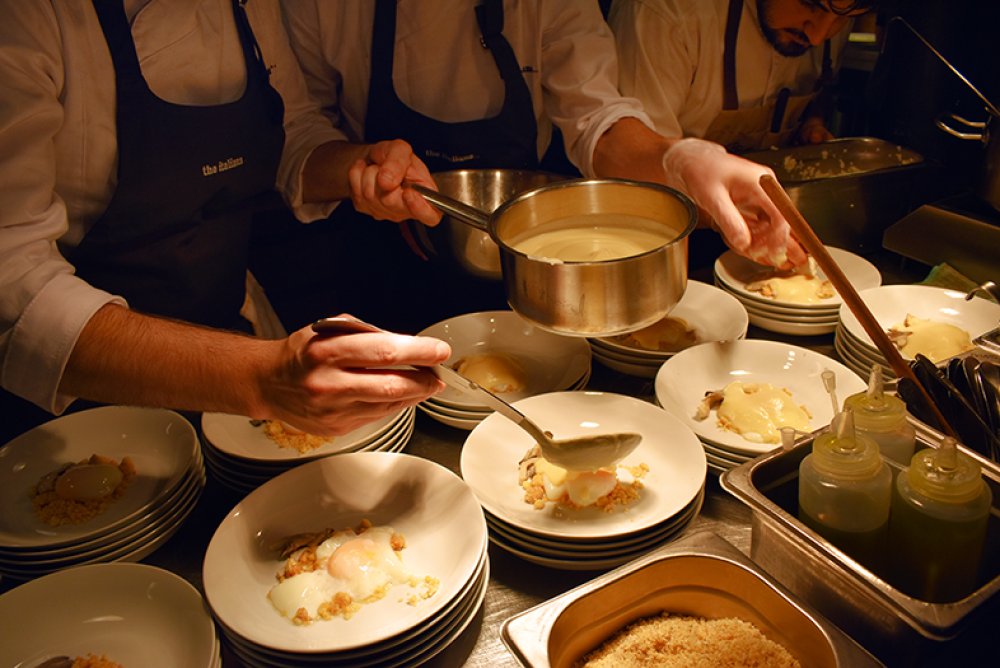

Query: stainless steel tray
(742, 137), (922, 184)
(720, 424), (1000, 666)
(501, 529), (882, 668)
(741, 137), (936, 252)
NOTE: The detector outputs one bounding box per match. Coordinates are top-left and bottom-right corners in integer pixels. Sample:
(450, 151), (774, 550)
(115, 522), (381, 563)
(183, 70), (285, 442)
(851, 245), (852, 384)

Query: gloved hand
(660, 138), (806, 268)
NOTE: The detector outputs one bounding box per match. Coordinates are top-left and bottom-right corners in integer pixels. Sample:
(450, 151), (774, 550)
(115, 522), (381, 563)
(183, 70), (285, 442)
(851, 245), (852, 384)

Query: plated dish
(0, 407), (198, 550)
(417, 310), (592, 411)
(202, 451), (487, 655)
(655, 340), (867, 455)
(460, 391), (706, 541)
(838, 285), (999, 363)
(0, 563), (218, 668)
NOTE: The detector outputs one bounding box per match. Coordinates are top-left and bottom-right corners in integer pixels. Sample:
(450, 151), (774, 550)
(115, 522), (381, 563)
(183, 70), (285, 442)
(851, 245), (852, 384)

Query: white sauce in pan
(506, 214), (673, 262)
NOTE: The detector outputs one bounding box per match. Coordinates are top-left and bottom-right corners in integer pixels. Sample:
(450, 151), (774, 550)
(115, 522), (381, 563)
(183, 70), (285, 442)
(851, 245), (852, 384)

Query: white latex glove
(660, 138), (806, 268)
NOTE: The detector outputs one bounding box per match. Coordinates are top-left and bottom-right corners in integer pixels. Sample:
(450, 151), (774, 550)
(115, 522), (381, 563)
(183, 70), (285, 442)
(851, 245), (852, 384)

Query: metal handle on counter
(407, 183), (492, 232)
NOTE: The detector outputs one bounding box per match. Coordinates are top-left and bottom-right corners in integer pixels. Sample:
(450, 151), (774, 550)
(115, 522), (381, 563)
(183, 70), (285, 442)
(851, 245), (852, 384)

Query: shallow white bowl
(838, 285), (1000, 360)
(202, 452), (487, 654)
(593, 281), (749, 358)
(201, 406), (405, 462)
(654, 340), (866, 455)
(715, 246), (881, 309)
(460, 391), (706, 540)
(0, 563), (217, 668)
(418, 310), (592, 409)
(0, 407), (197, 549)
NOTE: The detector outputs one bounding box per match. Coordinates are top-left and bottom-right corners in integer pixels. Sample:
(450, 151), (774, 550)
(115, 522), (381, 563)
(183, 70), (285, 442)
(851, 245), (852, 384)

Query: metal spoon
(310, 316), (642, 471)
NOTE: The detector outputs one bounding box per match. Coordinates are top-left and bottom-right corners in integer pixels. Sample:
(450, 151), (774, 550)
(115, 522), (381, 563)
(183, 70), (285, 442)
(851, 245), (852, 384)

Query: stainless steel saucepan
(412, 178), (697, 337)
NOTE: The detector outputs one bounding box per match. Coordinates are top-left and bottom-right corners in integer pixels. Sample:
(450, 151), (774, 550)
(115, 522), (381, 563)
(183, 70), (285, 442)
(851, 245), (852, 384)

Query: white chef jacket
(0, 0), (346, 413)
(280, 0), (653, 178)
(608, 0), (850, 139)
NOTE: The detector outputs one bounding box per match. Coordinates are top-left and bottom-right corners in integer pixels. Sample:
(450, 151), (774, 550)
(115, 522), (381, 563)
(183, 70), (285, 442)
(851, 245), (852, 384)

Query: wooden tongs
(759, 174), (958, 439)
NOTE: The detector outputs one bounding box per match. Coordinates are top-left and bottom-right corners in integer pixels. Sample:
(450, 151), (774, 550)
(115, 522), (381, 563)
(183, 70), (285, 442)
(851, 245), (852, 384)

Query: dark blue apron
(1, 0), (285, 443)
(281, 0), (538, 334)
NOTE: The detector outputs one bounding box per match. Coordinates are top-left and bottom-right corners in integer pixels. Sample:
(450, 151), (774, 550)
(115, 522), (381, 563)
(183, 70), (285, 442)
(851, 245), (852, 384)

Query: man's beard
(756, 0), (813, 57)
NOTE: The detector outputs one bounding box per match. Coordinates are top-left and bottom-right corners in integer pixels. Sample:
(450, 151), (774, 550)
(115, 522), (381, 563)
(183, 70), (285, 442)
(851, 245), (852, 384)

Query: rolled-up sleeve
(0, 3), (124, 413)
(539, 1), (654, 177)
(248, 0), (348, 222)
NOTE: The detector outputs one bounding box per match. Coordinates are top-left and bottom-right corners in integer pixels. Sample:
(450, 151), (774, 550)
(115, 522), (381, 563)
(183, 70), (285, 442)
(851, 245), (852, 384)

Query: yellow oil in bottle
(888, 438), (991, 602)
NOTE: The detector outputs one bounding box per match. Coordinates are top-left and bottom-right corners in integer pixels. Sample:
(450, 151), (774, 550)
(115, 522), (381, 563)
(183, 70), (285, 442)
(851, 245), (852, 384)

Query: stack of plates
(200, 407), (415, 496)
(714, 247), (881, 335)
(0, 407), (204, 581)
(0, 563), (220, 667)
(416, 311), (591, 430)
(461, 392), (707, 570)
(655, 340), (866, 474)
(203, 452), (488, 668)
(836, 285), (1000, 380)
(589, 280), (749, 378)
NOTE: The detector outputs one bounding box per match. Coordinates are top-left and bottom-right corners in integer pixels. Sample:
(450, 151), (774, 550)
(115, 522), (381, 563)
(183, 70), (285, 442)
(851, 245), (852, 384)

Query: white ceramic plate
(714, 246), (881, 309)
(654, 340), (866, 455)
(203, 452), (487, 654)
(416, 403), (485, 431)
(460, 392), (706, 540)
(593, 281), (749, 358)
(0, 407), (197, 549)
(483, 485), (704, 555)
(746, 312), (838, 336)
(0, 563), (216, 668)
(201, 406), (405, 462)
(838, 286), (1000, 359)
(486, 508), (699, 571)
(417, 310), (592, 410)
(591, 351), (661, 379)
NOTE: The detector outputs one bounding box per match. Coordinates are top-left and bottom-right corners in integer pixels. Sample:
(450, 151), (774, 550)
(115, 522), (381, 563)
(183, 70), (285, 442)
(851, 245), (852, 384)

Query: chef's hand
(349, 139), (442, 227)
(660, 138), (807, 269)
(259, 318), (450, 436)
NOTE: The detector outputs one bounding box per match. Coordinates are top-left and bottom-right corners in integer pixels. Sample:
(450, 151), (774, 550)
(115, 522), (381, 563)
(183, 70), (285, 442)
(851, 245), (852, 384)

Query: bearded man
(609, 0), (882, 152)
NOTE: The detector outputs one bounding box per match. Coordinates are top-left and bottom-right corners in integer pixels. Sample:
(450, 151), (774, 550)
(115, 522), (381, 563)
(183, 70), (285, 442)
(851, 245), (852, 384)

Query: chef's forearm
(300, 140), (369, 203)
(59, 303), (279, 419)
(592, 117), (679, 184)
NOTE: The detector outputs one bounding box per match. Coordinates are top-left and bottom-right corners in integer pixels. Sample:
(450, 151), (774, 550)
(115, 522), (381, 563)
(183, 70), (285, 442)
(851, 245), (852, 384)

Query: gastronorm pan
(720, 423), (1000, 666)
(501, 529), (881, 667)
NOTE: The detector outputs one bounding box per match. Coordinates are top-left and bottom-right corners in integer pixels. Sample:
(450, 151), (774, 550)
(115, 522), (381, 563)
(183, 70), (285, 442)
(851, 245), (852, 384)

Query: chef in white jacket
(276, 0), (810, 332)
(609, 0), (882, 152)
(0, 0), (451, 443)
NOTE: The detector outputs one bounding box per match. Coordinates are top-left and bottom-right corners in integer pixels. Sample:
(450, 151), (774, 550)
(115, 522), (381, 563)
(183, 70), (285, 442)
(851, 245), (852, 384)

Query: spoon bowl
(311, 316), (642, 470)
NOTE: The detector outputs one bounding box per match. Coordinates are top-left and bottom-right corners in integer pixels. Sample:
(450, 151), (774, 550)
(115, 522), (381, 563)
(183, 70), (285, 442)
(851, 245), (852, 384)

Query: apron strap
(722, 0), (742, 111)
(475, 0), (520, 88)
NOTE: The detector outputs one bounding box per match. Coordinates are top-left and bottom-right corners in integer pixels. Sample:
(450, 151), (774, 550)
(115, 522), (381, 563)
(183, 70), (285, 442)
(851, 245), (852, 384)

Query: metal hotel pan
(721, 424), (1000, 666)
(502, 530), (882, 668)
(414, 179), (697, 337)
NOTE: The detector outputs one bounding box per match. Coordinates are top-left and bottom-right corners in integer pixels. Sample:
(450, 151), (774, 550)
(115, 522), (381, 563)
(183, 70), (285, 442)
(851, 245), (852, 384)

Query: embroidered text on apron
(703, 0), (832, 153)
(70, 0), (285, 331)
(0, 0), (286, 445)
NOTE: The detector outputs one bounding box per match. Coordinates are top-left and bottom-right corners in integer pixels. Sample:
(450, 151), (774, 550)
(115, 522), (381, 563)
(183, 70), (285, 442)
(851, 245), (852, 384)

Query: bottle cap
(843, 365), (908, 432)
(811, 408), (883, 479)
(907, 437), (986, 504)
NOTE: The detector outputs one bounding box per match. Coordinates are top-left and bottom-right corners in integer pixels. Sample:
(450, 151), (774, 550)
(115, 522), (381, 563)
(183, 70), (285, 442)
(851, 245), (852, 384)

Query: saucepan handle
(407, 183), (492, 232)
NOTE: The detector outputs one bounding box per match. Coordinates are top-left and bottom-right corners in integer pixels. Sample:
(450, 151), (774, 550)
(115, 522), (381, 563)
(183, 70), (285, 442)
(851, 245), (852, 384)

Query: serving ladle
(310, 316), (642, 471)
